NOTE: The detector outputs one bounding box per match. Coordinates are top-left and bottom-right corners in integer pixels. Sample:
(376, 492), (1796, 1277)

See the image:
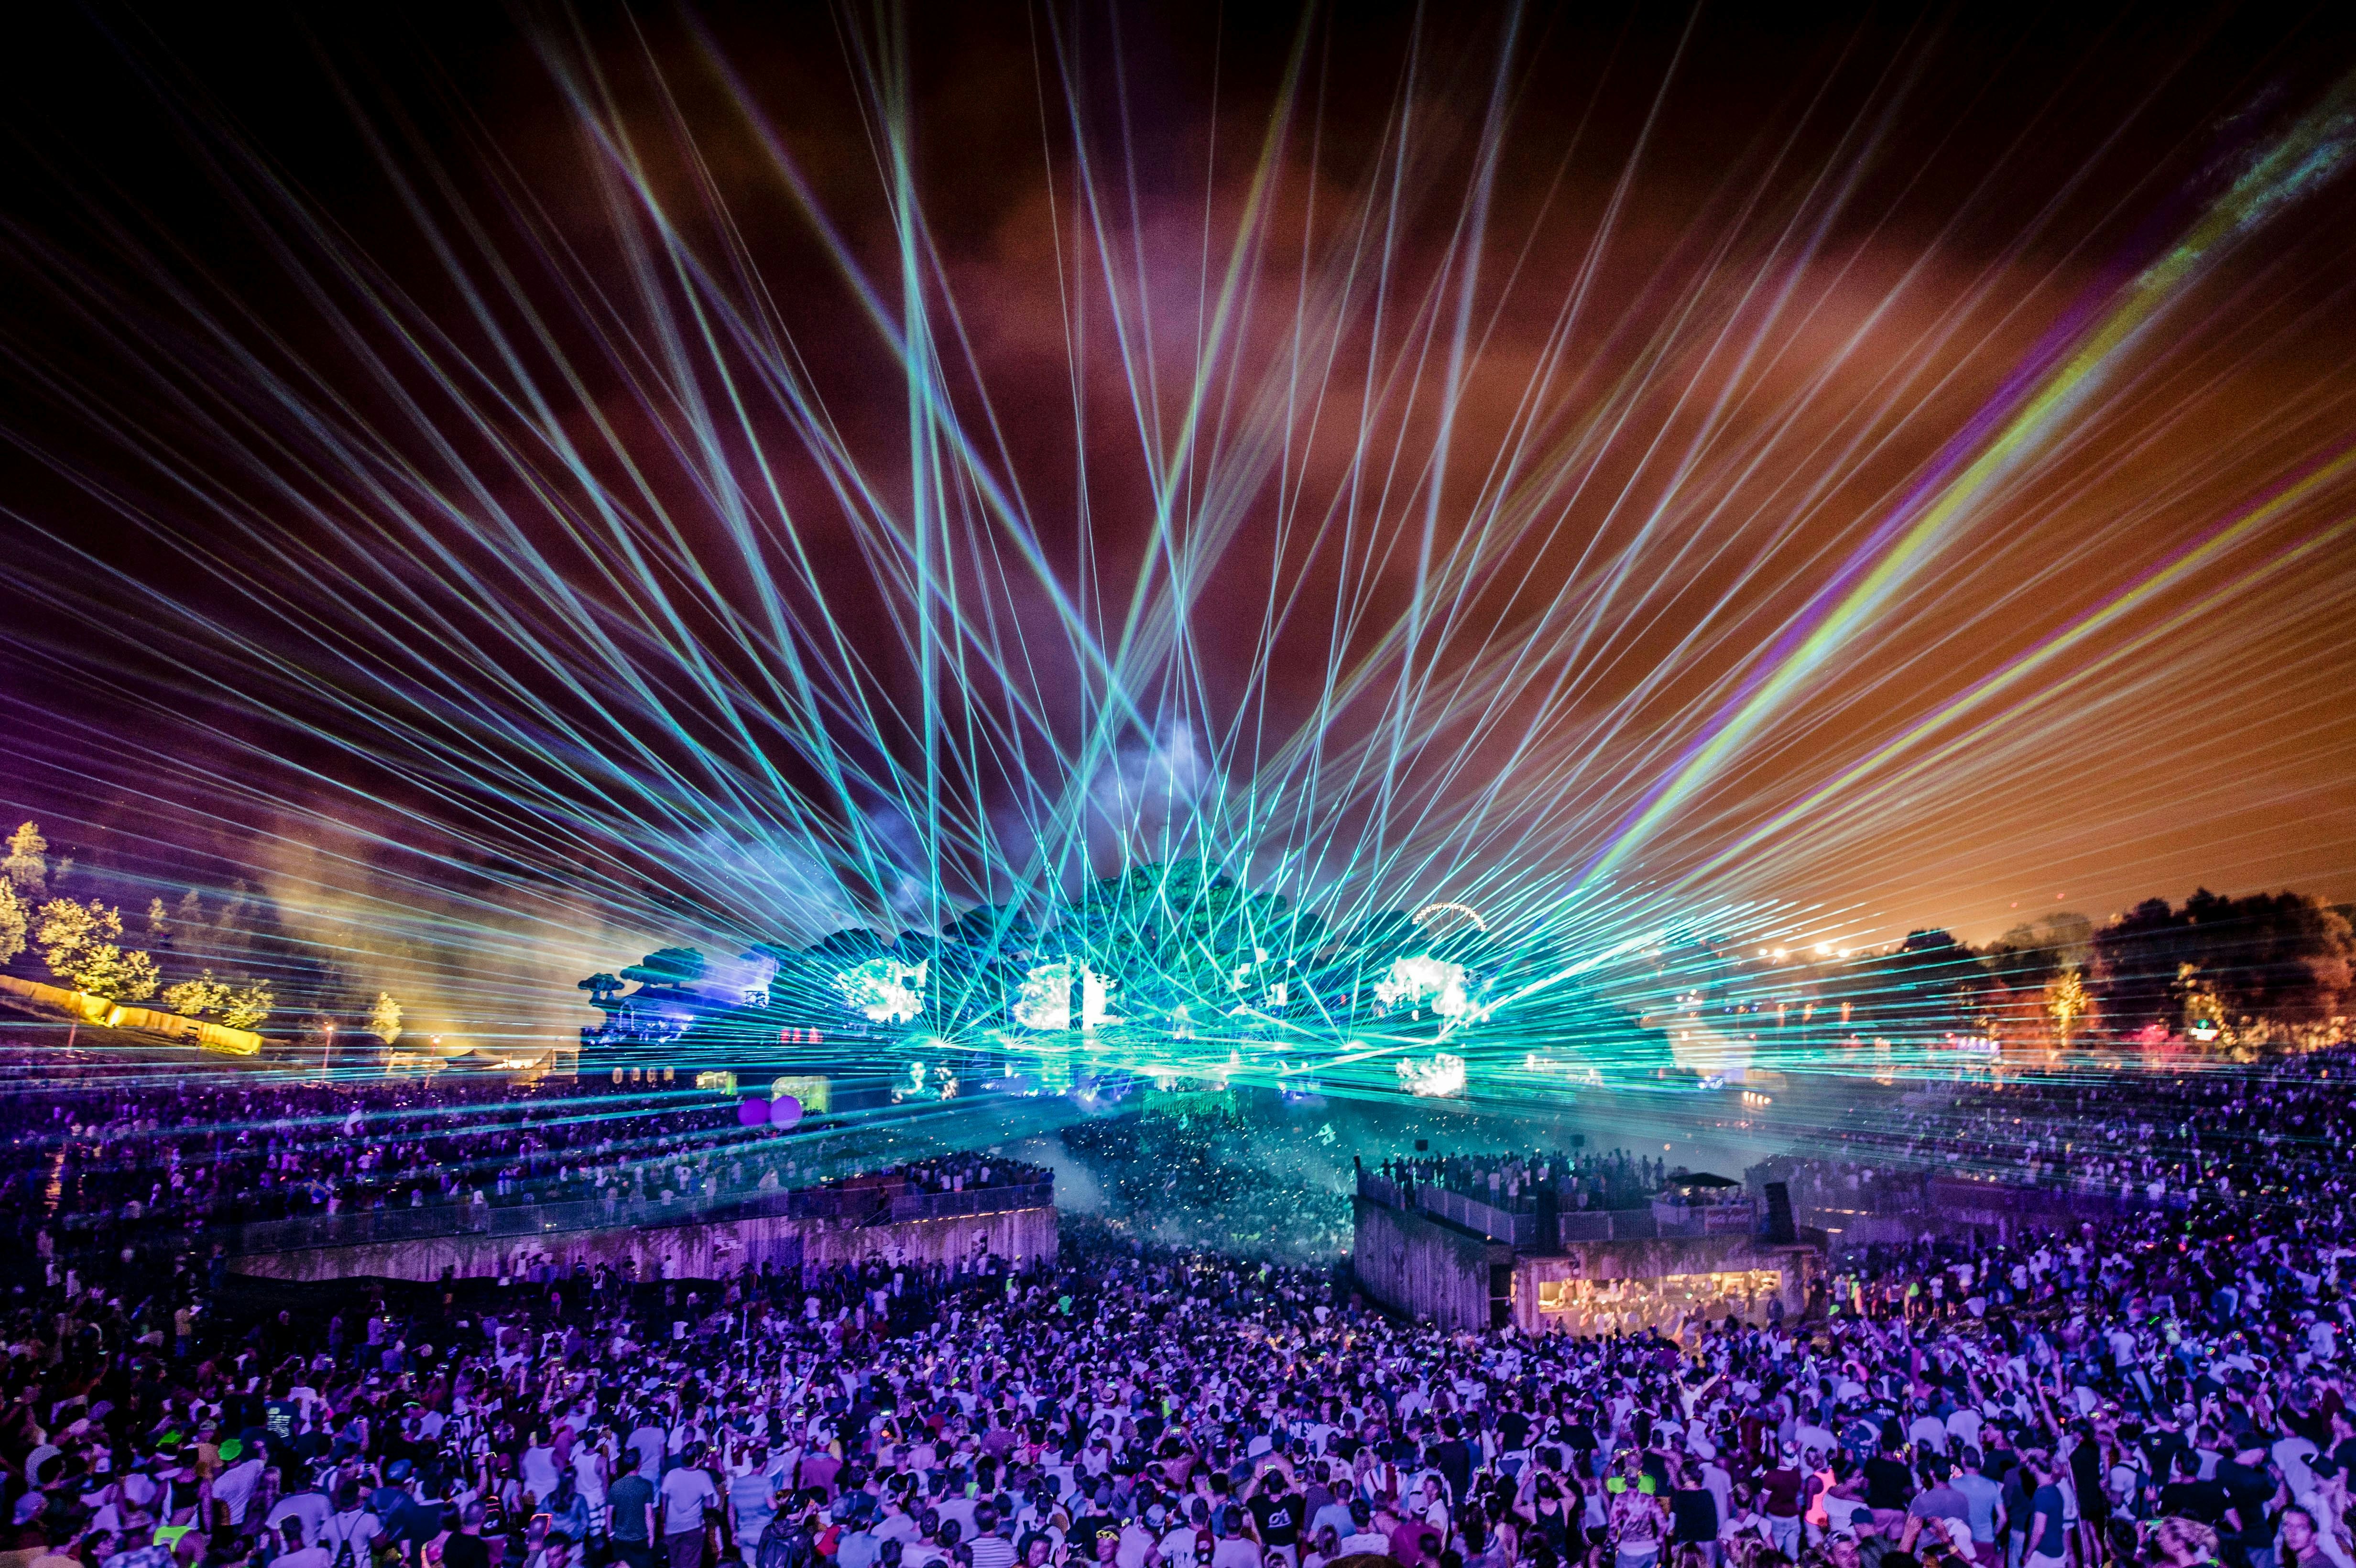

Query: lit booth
(1352, 1162), (1824, 1335)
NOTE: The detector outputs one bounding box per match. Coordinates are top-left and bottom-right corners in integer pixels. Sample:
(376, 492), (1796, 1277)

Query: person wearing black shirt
(1864, 1444), (1916, 1535)
(2215, 1441), (2279, 1564)
(442, 1503), (491, 1568)
(1566, 1418), (1597, 1480)
(1248, 1479), (1301, 1567)
(1668, 1459), (1722, 1564)
(2157, 1451), (2229, 1528)
(1069, 1497), (1117, 1559)
(1429, 1418), (1473, 1507)
(608, 1465), (658, 1568)
(2069, 1430), (2111, 1545)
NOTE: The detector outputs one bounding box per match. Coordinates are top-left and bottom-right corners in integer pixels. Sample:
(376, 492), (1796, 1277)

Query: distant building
(1352, 1162), (1825, 1334)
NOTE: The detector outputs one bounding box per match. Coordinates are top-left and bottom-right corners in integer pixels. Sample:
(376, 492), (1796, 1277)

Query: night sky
(2, 0), (2354, 1027)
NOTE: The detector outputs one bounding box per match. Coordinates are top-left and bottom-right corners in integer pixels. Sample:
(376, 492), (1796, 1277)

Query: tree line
(1787, 888), (2352, 1051)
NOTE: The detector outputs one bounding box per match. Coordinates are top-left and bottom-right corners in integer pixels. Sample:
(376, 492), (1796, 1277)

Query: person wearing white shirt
(523, 1439), (562, 1506)
(937, 1489), (982, 1540)
(874, 1497), (922, 1547)
(1159, 1521), (1206, 1568)
(658, 1456), (720, 1568)
(1210, 1518), (1263, 1568)
(272, 1519), (335, 1568)
(630, 1425), (669, 1482)
(318, 1492), (383, 1568)
(1337, 1498), (1389, 1562)
(1309, 1485), (1355, 1544)
(1697, 1453), (1734, 1530)
(2276, 1433), (2323, 1502)
(213, 1446), (266, 1529)
(726, 1444), (784, 1565)
(267, 1483), (332, 1546)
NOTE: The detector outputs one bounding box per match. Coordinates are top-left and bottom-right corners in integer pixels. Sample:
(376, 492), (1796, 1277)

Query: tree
(1844, 929), (1983, 1042)
(2092, 899), (2193, 1037)
(2094, 888), (2353, 1037)
(0, 881), (23, 967)
(2044, 967), (2091, 1048)
(34, 898), (159, 1002)
(220, 980), (274, 1032)
(2183, 888), (2352, 1026)
(144, 897), (172, 948)
(3, 823), (46, 896)
(369, 991), (403, 1046)
(1981, 916), (2092, 1048)
(162, 970), (232, 1018)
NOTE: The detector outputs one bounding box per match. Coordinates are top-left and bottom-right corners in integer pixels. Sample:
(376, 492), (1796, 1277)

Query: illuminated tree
(35, 898), (160, 1002)
(0, 881), (23, 967)
(2, 823), (46, 896)
(2180, 963), (2229, 1044)
(162, 969), (232, 1018)
(220, 980), (275, 1031)
(1982, 918), (2083, 1048)
(144, 897), (172, 948)
(368, 990), (403, 1046)
(2043, 966), (2091, 1047)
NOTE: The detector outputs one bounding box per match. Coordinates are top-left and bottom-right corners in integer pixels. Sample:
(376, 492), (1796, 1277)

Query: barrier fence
(224, 1178), (1056, 1255)
(1358, 1169), (1539, 1246)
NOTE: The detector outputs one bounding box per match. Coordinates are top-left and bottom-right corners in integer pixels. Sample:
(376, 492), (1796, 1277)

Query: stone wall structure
(231, 1188), (1055, 1284)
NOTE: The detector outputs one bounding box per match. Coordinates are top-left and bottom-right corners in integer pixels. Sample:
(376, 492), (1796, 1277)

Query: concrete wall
(1352, 1194), (1511, 1332)
(231, 1202), (1056, 1284)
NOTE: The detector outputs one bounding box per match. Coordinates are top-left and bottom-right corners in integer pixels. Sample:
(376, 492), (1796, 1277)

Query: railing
(1651, 1197), (1759, 1237)
(225, 1176), (1054, 1256)
(1417, 1186), (1536, 1246)
(889, 1182), (1053, 1222)
(1357, 1170), (1537, 1246)
(1558, 1210), (1629, 1242)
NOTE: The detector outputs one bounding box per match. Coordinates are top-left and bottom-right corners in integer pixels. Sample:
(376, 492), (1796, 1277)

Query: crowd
(1372, 1151), (1675, 1213)
(0, 1063), (1040, 1282)
(8, 1043), (2356, 1568)
(1791, 1049), (2356, 1214)
(1058, 1113), (1354, 1263)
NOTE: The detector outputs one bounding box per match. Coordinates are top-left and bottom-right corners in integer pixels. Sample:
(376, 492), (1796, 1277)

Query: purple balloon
(769, 1095), (802, 1131)
(736, 1097), (770, 1127)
